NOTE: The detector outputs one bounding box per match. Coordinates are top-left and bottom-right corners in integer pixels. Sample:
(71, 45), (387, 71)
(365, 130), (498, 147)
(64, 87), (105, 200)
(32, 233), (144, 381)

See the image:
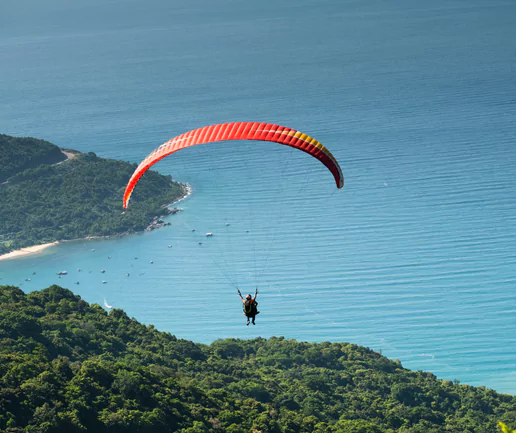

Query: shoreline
(0, 241), (60, 262)
(167, 182), (192, 207)
(0, 183), (192, 262)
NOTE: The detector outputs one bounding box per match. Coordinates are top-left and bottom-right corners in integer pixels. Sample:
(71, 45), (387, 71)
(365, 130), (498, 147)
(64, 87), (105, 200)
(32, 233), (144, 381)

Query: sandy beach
(0, 241), (59, 261)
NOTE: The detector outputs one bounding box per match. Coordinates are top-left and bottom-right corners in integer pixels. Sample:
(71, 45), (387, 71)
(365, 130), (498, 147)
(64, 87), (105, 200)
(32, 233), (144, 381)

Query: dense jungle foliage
(0, 135), (66, 183)
(0, 285), (514, 433)
(0, 135), (186, 255)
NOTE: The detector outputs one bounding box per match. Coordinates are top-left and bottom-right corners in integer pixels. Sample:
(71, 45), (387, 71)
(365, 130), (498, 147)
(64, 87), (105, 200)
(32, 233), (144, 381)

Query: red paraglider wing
(123, 121), (343, 208)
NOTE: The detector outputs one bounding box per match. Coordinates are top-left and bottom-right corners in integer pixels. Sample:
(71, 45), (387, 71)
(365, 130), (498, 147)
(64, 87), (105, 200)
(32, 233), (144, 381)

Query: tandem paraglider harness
(238, 289), (260, 317)
(243, 298), (259, 317)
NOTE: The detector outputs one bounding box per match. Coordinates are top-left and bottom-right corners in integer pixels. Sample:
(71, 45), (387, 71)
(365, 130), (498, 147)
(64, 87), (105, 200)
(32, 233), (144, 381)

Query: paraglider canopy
(123, 121), (343, 208)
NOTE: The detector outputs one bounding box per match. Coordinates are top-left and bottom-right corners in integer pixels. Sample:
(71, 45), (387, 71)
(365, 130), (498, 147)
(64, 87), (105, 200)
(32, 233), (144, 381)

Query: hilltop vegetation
(0, 135), (66, 183)
(0, 284), (514, 433)
(0, 134), (186, 255)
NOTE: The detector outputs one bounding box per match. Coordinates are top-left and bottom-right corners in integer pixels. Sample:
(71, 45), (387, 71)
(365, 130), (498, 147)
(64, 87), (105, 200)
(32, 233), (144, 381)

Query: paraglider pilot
(238, 289), (259, 325)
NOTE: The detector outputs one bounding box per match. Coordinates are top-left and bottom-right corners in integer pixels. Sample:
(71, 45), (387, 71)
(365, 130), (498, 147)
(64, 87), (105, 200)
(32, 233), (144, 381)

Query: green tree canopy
(0, 135), (186, 255)
(0, 284), (514, 432)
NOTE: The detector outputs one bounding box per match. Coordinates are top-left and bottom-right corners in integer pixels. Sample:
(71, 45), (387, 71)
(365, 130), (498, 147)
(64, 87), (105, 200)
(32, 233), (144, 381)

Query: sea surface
(1, 0), (515, 394)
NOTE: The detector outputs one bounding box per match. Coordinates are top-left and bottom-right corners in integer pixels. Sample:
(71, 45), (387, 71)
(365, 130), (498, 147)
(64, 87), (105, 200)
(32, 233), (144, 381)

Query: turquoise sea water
(1, 0), (515, 393)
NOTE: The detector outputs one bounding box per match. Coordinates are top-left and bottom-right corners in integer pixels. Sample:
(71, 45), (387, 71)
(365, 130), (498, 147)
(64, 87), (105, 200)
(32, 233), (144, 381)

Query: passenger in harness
(238, 289), (259, 325)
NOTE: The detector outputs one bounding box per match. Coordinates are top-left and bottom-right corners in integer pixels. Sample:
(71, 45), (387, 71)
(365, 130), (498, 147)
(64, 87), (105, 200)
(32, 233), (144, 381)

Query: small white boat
(57, 271), (68, 275)
(102, 280), (107, 284)
(100, 269), (106, 273)
(205, 232), (213, 237)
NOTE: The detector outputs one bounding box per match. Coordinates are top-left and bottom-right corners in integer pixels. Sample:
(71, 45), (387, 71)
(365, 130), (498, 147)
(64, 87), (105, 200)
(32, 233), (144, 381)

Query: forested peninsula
(0, 284), (515, 433)
(0, 134), (187, 256)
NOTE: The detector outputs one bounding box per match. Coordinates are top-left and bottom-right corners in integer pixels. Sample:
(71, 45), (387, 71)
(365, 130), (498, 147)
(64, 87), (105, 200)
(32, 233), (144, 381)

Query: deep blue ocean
(1, 0), (515, 394)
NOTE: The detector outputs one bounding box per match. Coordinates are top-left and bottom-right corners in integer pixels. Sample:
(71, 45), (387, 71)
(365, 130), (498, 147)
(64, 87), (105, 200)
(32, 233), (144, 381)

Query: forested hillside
(0, 285), (514, 433)
(0, 135), (66, 183)
(0, 135), (186, 255)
